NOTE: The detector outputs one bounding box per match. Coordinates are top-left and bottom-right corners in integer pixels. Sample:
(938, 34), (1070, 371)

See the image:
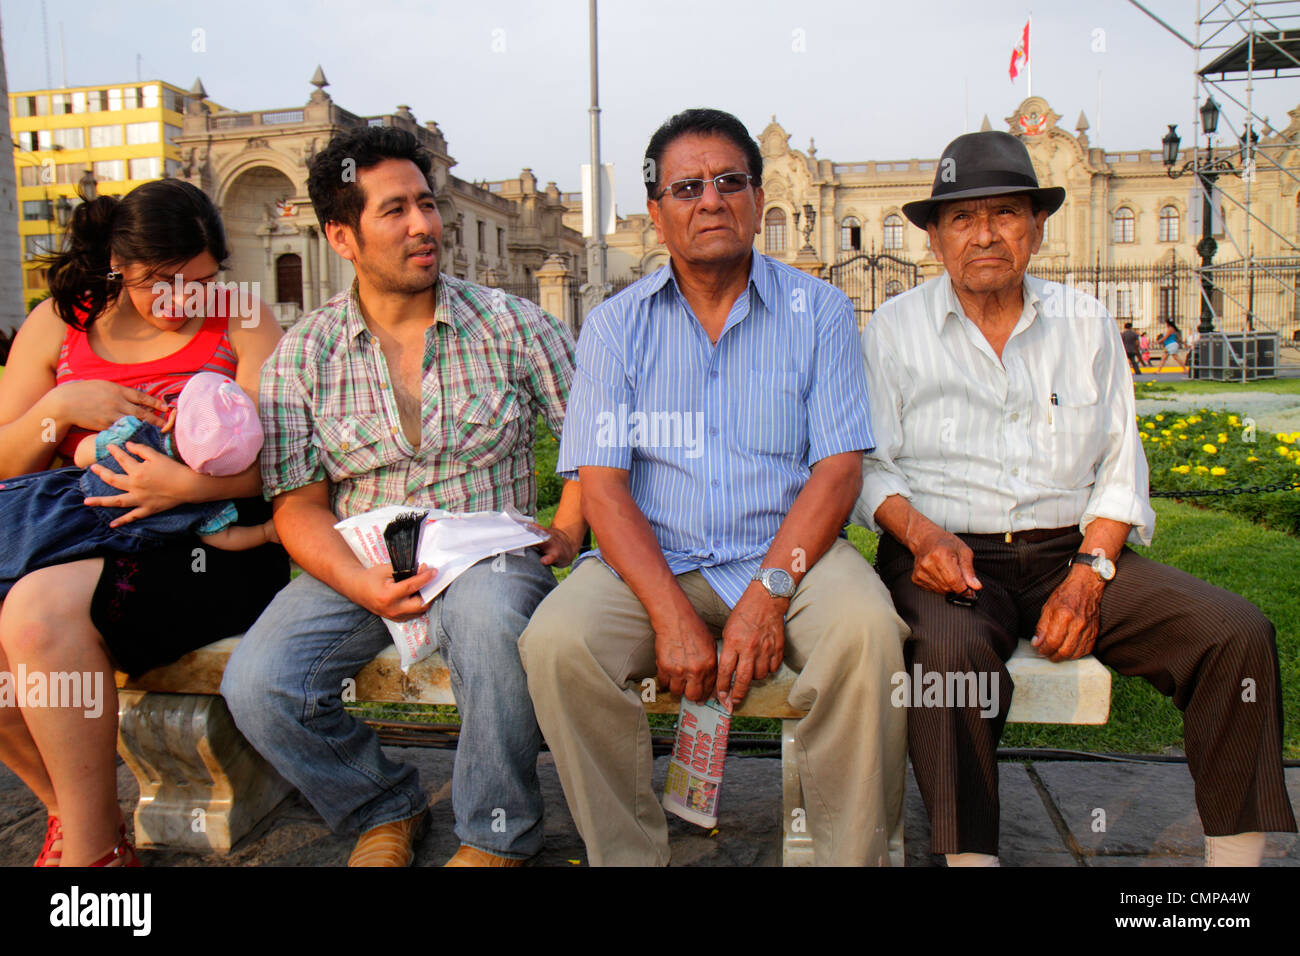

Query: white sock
(945, 852), (1000, 867)
(1205, 832), (1265, 867)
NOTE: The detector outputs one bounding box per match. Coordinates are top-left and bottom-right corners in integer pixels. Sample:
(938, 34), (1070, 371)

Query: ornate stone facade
(587, 96), (1300, 288)
(174, 69), (585, 326)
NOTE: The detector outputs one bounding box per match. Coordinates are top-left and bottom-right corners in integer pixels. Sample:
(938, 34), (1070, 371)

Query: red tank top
(53, 309), (239, 460)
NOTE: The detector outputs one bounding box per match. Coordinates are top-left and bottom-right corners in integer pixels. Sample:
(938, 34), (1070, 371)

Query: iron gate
(825, 249), (921, 327)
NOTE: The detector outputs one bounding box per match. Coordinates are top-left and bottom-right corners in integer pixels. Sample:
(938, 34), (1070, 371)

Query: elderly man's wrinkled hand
(909, 523), (982, 597)
(1032, 568), (1103, 662)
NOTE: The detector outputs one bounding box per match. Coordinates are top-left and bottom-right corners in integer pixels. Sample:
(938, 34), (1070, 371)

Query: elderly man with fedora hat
(852, 130), (1296, 867)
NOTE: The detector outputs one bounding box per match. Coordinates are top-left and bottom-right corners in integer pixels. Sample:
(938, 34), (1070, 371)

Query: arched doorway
(221, 165), (298, 292)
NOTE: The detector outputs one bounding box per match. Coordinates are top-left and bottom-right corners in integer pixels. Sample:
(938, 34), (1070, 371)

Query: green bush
(1139, 407), (1300, 535)
(534, 415), (564, 512)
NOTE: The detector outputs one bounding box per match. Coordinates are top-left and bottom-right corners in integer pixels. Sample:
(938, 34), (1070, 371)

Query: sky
(4, 0), (1297, 218)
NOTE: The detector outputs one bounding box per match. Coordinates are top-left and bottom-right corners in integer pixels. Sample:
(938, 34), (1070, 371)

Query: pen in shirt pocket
(1049, 391), (1058, 425)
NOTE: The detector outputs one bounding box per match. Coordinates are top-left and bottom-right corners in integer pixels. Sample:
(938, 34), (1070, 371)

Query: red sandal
(87, 834), (141, 867)
(34, 815), (63, 867)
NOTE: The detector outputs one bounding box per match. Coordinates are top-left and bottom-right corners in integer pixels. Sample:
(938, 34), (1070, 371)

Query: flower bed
(1138, 408), (1300, 535)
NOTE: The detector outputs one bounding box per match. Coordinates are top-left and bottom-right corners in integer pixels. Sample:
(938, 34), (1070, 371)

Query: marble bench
(114, 636), (1110, 865)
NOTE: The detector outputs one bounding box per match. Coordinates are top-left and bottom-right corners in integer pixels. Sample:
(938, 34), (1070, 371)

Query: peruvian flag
(1009, 19), (1030, 81)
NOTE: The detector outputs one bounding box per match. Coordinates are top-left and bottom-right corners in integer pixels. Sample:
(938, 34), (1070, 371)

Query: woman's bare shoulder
(9, 297), (71, 369)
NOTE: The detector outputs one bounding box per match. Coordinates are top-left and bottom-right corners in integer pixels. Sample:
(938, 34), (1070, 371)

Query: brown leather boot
(347, 808), (429, 867)
(443, 845), (526, 867)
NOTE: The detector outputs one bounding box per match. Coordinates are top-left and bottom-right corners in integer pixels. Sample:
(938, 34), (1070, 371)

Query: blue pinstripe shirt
(558, 252), (874, 607)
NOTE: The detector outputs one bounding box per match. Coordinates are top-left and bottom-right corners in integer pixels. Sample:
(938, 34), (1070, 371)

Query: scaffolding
(1133, 0), (1300, 378)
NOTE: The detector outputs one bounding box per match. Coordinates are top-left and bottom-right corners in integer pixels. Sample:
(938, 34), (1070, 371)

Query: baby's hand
(160, 407), (178, 435)
(263, 519), (280, 545)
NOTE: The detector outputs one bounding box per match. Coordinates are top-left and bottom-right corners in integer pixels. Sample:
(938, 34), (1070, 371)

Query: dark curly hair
(307, 125), (436, 236)
(43, 178), (228, 330)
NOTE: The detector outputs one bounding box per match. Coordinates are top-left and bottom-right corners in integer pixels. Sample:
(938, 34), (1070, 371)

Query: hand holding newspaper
(663, 693), (733, 828)
(334, 506), (548, 671)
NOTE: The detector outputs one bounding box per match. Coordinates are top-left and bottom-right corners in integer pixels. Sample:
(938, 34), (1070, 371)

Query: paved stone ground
(2, 751), (1296, 866)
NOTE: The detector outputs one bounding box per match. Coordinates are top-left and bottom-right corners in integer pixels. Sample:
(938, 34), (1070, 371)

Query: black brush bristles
(383, 511), (427, 581)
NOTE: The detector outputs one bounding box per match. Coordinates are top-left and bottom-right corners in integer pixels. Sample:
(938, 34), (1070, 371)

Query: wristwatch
(1070, 552), (1116, 583)
(753, 567), (796, 598)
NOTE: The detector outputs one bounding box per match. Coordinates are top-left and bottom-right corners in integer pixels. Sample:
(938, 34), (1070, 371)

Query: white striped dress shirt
(851, 272), (1155, 546)
(560, 252), (874, 606)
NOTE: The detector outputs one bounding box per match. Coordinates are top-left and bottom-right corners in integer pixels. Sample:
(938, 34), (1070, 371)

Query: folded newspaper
(662, 694), (733, 828)
(334, 506), (549, 671)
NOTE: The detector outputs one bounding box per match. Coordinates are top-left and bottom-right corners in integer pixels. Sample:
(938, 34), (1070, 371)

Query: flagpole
(1027, 12), (1033, 98)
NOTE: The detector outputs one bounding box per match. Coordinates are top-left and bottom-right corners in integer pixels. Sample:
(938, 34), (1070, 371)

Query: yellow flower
(1247, 456), (1259, 462)
(1161, 429), (1172, 437)
(1211, 466), (1227, 476)
(1155, 414), (1164, 421)
(1202, 444), (1217, 454)
(1144, 422), (1156, 430)
(1278, 446), (1291, 457)
(1138, 432), (1148, 440)
(1188, 416), (1201, 424)
(1228, 415), (1239, 426)
(1217, 433), (1228, 444)
(1289, 432), (1300, 444)
(1172, 465), (1191, 474)
(1195, 465), (1210, 474)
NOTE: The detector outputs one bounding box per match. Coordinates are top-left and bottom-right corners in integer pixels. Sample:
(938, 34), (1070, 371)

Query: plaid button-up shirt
(259, 276), (575, 519)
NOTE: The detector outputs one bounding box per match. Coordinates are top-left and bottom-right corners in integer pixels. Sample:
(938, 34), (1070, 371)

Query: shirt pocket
(453, 388), (524, 467)
(736, 368), (803, 456)
(1048, 383), (1104, 489)
(314, 416), (390, 484)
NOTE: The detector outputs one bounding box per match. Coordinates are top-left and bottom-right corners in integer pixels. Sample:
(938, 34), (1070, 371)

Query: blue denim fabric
(221, 549), (556, 858)
(0, 422), (236, 598)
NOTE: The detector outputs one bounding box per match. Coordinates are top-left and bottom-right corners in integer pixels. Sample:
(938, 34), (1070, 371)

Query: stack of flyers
(662, 695), (733, 828)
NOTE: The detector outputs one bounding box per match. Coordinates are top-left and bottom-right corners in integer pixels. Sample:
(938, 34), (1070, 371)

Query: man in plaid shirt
(222, 126), (584, 868)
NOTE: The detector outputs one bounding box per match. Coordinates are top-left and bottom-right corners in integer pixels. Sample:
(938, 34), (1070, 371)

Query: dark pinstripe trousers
(876, 529), (1297, 856)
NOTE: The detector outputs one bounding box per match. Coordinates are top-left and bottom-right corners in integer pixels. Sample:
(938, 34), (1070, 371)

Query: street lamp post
(1161, 96), (1245, 378)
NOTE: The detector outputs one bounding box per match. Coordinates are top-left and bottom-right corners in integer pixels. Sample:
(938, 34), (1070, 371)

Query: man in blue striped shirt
(520, 108), (909, 866)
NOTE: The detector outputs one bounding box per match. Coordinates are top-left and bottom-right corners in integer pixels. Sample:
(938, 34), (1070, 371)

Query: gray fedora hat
(901, 130), (1066, 228)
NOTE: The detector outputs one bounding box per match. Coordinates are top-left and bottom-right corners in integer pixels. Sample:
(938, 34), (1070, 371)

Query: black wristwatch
(1070, 552), (1116, 582)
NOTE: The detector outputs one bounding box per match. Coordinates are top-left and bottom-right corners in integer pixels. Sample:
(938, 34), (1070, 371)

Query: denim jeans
(221, 549), (556, 859)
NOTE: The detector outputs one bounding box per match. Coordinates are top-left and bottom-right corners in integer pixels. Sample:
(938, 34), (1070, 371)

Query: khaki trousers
(518, 538), (909, 866)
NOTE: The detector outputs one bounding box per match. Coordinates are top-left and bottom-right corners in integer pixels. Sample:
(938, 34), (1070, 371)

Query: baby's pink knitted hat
(173, 372), (263, 476)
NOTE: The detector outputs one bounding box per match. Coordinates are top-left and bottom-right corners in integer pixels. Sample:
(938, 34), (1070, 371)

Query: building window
(93, 159), (125, 182)
(840, 217), (861, 251)
(1112, 207), (1135, 243)
(71, 91), (86, 113)
(18, 166), (41, 187)
(56, 164), (84, 185)
(1159, 205), (1179, 242)
(143, 84), (160, 109)
(477, 220), (486, 252)
(164, 158), (182, 178)
(51, 93), (74, 115)
(497, 227), (505, 257)
(125, 122), (159, 145)
(87, 89), (108, 112)
(128, 157), (161, 180)
(17, 131), (37, 152)
(163, 88), (185, 113)
(108, 88), (122, 111)
(25, 234), (59, 258)
(764, 208), (786, 253)
(90, 124), (124, 148)
(883, 214), (904, 250)
(164, 124), (183, 146)
(22, 200), (54, 221)
(1114, 286), (1133, 318)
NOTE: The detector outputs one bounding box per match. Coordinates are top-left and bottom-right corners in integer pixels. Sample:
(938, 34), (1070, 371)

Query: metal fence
(1031, 259), (1300, 348)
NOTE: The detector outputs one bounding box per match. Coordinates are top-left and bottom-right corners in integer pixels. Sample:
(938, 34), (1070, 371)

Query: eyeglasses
(656, 171), (755, 201)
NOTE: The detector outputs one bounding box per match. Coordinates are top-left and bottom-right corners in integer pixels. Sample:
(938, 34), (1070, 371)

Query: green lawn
(1140, 376), (1300, 397)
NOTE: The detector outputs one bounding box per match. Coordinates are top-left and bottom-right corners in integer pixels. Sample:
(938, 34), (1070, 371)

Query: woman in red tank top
(0, 179), (287, 866)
